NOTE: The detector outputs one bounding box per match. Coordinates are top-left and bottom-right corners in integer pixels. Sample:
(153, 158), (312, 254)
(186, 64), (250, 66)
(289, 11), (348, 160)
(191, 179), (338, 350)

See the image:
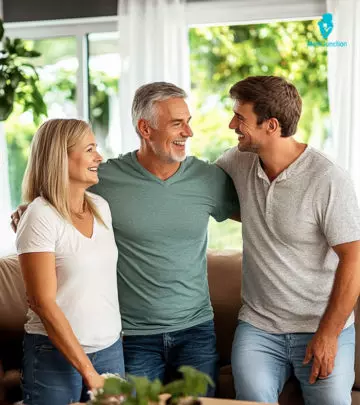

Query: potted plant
(0, 18), (47, 122)
(88, 366), (214, 405)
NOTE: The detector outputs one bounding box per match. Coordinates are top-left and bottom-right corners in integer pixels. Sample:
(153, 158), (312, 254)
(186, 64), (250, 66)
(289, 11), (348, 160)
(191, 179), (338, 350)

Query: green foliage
(189, 20), (329, 161)
(0, 19), (47, 122)
(90, 377), (132, 405)
(88, 367), (213, 405)
(163, 366), (214, 404)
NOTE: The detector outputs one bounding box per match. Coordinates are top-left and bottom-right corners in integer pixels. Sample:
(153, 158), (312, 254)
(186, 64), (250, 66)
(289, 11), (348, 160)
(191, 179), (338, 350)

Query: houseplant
(88, 366), (214, 405)
(0, 18), (47, 122)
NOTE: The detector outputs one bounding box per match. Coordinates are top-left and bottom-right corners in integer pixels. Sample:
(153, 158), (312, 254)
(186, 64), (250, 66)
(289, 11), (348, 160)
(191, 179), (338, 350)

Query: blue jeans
(22, 333), (125, 405)
(232, 321), (355, 405)
(123, 320), (218, 397)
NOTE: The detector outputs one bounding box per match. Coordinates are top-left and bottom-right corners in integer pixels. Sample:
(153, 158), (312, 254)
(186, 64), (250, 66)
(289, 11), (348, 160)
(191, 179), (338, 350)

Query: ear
(137, 119), (152, 139)
(267, 118), (280, 135)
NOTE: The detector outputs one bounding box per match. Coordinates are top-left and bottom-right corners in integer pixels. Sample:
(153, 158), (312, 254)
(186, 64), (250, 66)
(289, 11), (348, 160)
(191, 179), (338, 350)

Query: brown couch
(0, 251), (359, 404)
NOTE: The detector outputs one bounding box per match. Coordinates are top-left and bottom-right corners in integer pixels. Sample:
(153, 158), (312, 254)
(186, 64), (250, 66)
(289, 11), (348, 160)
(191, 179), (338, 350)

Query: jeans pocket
(33, 335), (55, 352)
(36, 343), (55, 352)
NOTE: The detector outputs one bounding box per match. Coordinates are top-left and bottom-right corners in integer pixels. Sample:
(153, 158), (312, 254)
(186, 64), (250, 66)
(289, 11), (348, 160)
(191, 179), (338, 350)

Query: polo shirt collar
(256, 145), (311, 183)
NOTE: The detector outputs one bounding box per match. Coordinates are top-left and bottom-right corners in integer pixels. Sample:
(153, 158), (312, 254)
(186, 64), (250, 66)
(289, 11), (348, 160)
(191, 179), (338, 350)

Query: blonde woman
(16, 119), (124, 405)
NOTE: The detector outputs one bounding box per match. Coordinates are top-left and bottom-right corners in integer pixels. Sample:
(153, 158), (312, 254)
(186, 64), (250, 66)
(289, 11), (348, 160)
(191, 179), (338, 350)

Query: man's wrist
(317, 320), (342, 338)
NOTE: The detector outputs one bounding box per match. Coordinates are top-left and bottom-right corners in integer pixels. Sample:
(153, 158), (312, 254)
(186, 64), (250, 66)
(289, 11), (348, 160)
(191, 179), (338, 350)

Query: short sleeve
(314, 167), (360, 247)
(215, 147), (238, 178)
(210, 165), (240, 222)
(16, 198), (58, 254)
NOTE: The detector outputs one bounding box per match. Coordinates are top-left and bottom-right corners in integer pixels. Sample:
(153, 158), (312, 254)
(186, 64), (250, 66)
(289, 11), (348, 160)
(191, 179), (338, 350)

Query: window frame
(3, 0), (326, 143)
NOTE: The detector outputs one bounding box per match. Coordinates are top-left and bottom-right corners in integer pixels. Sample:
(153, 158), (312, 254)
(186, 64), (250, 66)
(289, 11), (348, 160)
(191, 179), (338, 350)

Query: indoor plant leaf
(0, 19), (4, 42)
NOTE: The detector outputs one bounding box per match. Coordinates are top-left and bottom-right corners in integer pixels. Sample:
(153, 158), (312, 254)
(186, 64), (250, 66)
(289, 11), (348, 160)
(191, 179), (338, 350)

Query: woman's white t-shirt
(16, 193), (122, 353)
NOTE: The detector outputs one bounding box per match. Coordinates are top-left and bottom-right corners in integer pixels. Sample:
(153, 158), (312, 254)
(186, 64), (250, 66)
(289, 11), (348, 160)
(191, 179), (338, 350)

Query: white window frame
(3, 0), (326, 131)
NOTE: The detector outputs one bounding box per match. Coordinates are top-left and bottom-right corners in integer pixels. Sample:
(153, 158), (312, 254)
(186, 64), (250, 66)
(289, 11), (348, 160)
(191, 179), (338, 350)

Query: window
(88, 32), (120, 160)
(5, 36), (77, 209)
(2, 10), (329, 252)
(189, 20), (329, 249)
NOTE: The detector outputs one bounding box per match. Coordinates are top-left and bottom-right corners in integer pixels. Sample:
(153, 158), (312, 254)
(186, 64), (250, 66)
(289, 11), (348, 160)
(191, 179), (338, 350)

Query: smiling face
(68, 130), (103, 188)
(145, 97), (193, 163)
(229, 100), (268, 153)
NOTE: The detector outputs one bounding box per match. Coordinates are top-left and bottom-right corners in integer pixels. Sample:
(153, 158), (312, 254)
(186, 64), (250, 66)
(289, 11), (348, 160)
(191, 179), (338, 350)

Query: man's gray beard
(153, 146), (187, 163)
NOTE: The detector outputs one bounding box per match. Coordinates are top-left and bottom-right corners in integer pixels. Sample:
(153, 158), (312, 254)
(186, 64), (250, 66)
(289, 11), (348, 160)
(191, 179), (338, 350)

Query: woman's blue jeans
(22, 333), (125, 405)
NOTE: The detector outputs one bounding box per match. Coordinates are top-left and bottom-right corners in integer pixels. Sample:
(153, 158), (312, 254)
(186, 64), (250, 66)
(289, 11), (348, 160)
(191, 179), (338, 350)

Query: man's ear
(138, 119), (151, 139)
(267, 118), (280, 134)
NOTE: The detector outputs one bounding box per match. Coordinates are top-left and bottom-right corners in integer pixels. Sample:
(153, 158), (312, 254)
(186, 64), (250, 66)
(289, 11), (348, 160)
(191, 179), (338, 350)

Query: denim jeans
(123, 319), (218, 397)
(232, 321), (355, 405)
(22, 333), (125, 405)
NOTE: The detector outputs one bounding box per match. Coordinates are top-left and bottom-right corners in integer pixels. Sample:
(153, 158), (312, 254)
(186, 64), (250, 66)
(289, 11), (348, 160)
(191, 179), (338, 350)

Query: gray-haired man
(89, 82), (239, 392)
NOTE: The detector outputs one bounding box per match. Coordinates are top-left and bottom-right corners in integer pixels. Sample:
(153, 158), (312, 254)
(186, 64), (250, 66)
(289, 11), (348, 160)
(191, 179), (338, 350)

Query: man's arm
(11, 204), (28, 232)
(230, 213), (241, 222)
(304, 240), (360, 383)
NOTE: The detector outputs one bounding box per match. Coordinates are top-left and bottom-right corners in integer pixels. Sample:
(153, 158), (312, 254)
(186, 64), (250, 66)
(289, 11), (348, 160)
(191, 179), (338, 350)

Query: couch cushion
(207, 250), (242, 367)
(0, 255), (27, 331)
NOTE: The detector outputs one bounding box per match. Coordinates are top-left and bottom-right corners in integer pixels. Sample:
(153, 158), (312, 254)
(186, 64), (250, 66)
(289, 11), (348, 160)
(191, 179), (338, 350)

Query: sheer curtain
(117, 0), (190, 153)
(326, 0), (360, 197)
(0, 1), (15, 255)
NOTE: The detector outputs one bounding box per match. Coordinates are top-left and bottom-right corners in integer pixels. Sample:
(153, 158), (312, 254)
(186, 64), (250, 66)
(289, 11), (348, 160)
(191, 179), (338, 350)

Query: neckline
(130, 150), (187, 186)
(256, 145), (310, 182)
(71, 214), (96, 240)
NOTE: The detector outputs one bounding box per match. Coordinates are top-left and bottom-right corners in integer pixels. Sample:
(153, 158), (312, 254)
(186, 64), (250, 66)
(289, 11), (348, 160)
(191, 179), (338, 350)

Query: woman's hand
(84, 371), (105, 390)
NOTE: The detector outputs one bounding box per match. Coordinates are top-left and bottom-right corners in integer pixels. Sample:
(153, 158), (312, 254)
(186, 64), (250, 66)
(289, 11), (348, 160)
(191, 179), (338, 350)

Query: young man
(216, 75), (360, 405)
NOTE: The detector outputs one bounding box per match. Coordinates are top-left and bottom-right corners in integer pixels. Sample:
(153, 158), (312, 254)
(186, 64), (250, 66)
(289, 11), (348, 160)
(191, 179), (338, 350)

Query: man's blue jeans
(123, 320), (218, 397)
(22, 333), (125, 405)
(232, 321), (355, 405)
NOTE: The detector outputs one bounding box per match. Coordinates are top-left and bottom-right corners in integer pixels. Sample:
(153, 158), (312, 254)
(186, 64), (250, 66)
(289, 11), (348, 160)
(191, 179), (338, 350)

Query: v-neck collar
(130, 151), (187, 186)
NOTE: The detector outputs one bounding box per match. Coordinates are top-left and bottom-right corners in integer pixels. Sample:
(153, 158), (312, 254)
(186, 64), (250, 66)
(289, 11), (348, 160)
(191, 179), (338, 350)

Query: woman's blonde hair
(22, 118), (105, 226)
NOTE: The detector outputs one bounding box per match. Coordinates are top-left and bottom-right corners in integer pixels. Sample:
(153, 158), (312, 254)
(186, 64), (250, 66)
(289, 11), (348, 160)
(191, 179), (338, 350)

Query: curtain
(326, 0), (360, 197)
(117, 0), (190, 153)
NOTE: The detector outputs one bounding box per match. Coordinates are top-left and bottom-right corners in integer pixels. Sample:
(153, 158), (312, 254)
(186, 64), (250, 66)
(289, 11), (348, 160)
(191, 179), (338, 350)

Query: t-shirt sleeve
(210, 165), (240, 222)
(215, 147), (236, 177)
(16, 200), (58, 254)
(315, 167), (360, 247)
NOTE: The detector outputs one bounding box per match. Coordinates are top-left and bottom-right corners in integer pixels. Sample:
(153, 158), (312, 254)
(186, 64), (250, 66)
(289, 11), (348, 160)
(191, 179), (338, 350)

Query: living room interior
(0, 0), (359, 404)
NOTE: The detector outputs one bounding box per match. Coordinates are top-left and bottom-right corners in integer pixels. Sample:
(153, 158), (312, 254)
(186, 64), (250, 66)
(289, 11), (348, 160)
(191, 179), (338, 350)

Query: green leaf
(163, 380), (185, 396)
(23, 50), (41, 58)
(0, 19), (4, 42)
(4, 37), (14, 53)
(103, 377), (132, 396)
(148, 378), (163, 401)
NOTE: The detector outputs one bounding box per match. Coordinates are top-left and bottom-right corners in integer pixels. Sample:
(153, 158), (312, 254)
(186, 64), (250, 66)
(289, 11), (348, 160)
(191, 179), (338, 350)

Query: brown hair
(229, 76), (302, 137)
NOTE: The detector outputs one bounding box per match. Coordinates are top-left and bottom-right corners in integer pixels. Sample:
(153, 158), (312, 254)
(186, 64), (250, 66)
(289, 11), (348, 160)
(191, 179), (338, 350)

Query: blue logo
(318, 13), (334, 40)
(308, 12), (347, 47)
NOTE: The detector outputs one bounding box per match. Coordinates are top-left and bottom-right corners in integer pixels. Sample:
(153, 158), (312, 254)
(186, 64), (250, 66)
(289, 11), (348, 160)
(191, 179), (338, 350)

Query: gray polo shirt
(217, 146), (360, 333)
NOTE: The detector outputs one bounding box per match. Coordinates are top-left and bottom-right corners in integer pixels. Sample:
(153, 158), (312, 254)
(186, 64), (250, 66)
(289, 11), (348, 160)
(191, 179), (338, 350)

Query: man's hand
(10, 204), (28, 232)
(303, 330), (338, 384)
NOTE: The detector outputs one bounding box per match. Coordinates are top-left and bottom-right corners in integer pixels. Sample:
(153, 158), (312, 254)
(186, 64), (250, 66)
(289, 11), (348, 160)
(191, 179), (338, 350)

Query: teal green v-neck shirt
(90, 152), (239, 335)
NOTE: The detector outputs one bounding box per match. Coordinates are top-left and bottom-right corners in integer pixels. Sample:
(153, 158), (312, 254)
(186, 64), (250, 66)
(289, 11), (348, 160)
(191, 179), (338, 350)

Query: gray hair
(132, 82), (187, 136)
